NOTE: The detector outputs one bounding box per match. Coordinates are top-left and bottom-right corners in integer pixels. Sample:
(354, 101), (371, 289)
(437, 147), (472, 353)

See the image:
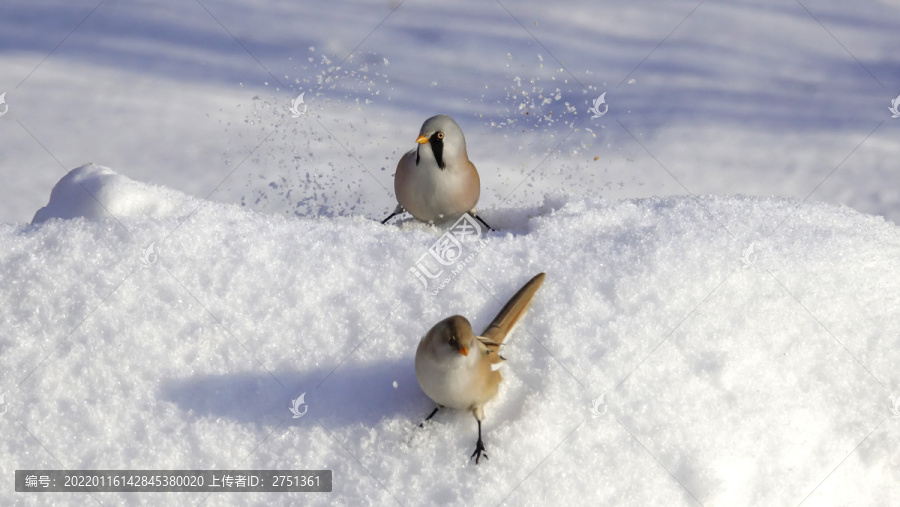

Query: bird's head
(428, 315), (477, 363)
(415, 114), (467, 170)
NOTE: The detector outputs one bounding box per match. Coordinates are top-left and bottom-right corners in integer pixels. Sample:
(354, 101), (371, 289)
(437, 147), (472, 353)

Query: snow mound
(32, 163), (199, 224)
(2, 167), (899, 506)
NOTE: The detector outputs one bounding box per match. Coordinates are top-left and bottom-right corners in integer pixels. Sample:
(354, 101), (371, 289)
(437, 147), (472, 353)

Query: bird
(414, 272), (546, 463)
(382, 115), (492, 230)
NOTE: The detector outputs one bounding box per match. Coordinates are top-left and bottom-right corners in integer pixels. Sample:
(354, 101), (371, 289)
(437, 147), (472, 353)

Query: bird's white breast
(415, 351), (480, 410)
(395, 149), (478, 223)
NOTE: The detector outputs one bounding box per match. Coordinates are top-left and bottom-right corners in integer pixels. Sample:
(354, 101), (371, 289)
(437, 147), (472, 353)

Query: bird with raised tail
(414, 272), (546, 463)
(382, 115), (492, 230)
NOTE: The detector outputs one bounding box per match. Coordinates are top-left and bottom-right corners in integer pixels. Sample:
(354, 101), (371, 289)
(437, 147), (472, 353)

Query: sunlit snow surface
(1, 165), (898, 506)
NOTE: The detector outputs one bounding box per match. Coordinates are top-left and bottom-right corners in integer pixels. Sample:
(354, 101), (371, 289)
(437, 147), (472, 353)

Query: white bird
(382, 115), (491, 230)
(415, 273), (546, 463)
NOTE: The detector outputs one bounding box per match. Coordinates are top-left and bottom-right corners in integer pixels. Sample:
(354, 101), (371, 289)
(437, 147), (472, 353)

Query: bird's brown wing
(480, 273), (546, 350)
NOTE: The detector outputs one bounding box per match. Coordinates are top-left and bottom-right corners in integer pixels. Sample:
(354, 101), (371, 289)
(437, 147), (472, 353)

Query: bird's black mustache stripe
(429, 133), (445, 170)
(414, 133), (446, 169)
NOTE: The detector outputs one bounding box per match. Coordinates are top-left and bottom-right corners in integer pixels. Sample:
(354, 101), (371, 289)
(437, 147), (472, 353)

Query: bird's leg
(418, 406), (441, 428)
(470, 419), (488, 464)
(381, 204), (405, 225)
(473, 214), (494, 232)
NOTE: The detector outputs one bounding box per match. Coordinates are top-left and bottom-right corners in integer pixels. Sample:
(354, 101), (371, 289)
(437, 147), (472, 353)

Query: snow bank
(2, 167), (899, 506)
(32, 164), (200, 224)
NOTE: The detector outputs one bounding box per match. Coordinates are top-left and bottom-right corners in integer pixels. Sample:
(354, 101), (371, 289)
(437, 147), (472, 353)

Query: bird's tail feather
(480, 273), (546, 349)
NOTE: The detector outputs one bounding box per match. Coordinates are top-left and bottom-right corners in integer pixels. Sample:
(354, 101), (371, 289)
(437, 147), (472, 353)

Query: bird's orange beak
(458, 346), (468, 356)
(416, 135), (429, 144)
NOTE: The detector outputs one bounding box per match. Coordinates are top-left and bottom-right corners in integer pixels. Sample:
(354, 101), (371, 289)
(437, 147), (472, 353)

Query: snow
(3, 0), (900, 504)
(2, 0), (900, 224)
(1, 165), (898, 505)
(32, 164), (199, 224)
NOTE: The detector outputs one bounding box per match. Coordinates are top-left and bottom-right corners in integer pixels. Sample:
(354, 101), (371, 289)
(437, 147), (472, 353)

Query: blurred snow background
(1, 0), (899, 225)
(1, 0), (899, 505)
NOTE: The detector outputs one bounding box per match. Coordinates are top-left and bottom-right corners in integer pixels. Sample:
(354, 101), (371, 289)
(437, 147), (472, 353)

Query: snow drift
(1, 164), (898, 506)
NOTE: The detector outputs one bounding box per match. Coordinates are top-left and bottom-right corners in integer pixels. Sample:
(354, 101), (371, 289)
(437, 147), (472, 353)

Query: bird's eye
(436, 132), (444, 139)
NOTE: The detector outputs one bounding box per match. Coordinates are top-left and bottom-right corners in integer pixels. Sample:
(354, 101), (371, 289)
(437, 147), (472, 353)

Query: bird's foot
(470, 438), (488, 464)
(418, 406), (440, 428)
(473, 214), (493, 231)
(381, 204), (406, 225)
